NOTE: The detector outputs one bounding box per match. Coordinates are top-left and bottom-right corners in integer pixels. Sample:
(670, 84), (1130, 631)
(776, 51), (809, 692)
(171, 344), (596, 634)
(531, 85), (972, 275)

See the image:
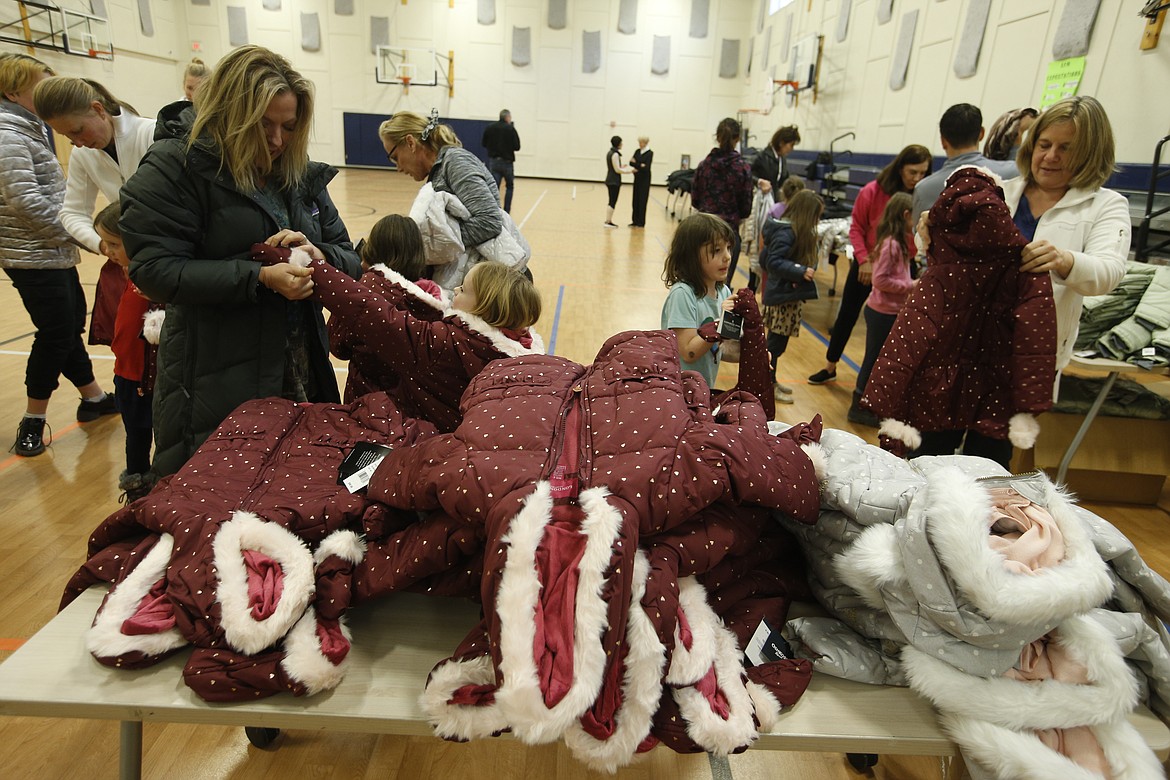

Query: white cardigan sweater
(1000, 177), (1130, 373)
(59, 110), (156, 253)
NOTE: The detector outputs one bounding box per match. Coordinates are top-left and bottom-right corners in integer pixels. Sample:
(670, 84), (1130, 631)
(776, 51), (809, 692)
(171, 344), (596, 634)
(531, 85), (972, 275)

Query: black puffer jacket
(121, 101), (362, 476)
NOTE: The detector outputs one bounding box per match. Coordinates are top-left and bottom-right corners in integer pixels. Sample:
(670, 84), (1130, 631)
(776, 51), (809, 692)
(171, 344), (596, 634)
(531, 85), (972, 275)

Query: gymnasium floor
(0, 169), (1166, 779)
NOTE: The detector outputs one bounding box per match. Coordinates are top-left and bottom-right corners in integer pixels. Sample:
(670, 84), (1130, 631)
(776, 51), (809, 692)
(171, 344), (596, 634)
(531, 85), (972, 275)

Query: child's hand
(915, 211), (932, 255)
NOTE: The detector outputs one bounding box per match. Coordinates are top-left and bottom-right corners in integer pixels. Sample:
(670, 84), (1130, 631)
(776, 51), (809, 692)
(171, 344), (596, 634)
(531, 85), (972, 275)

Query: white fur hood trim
(213, 512), (316, 656)
(368, 264), (449, 313)
(494, 484), (622, 744)
(86, 534), (188, 660)
(563, 551), (667, 772)
(833, 523), (905, 611)
(665, 577), (721, 685)
(419, 654), (510, 740)
(450, 308), (546, 359)
(142, 309), (165, 345)
(313, 529), (366, 565)
(800, 441), (826, 483)
(901, 615), (1138, 730)
(922, 468), (1113, 626)
(1008, 412), (1040, 450)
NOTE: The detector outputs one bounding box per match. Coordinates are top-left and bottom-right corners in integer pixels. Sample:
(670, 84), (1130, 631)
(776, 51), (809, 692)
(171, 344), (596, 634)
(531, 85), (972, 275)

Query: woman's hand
(915, 211), (931, 255)
(758, 178), (773, 194)
(802, 266), (816, 281)
(857, 261), (873, 285)
(1021, 240), (1074, 279)
(265, 229), (325, 262)
(259, 262), (315, 300)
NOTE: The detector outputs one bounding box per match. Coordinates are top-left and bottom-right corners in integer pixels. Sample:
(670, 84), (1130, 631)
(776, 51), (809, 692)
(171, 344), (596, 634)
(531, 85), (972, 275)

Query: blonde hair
(378, 110), (461, 155)
(32, 76), (137, 120)
(462, 261), (541, 330)
(0, 52), (53, 95)
(184, 57), (211, 80)
(188, 45), (313, 193)
(1015, 96), (1116, 191)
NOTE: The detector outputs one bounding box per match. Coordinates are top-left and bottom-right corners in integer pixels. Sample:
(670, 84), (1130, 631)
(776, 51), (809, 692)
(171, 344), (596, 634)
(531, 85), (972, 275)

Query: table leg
(1056, 370), (1119, 485)
(120, 720), (142, 780)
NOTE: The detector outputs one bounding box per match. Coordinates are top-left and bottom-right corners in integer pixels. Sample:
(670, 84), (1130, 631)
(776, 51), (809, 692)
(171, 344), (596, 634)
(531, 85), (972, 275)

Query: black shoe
(807, 369), (837, 385)
(847, 405), (880, 428)
(11, 416), (49, 457)
(77, 393), (117, 422)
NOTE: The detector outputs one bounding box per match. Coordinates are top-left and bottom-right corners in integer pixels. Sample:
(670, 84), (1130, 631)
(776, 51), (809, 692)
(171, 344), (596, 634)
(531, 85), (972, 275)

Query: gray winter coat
(0, 100), (78, 269)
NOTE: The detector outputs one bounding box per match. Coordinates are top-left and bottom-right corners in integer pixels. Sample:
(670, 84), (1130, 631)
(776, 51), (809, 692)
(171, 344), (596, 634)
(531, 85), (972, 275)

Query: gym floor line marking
(517, 189), (548, 231)
(0, 419), (87, 474)
(546, 285), (566, 356)
(801, 319), (862, 373)
(0, 638), (26, 651)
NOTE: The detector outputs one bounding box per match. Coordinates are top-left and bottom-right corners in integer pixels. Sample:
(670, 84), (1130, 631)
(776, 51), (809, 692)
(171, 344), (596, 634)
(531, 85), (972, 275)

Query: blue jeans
(489, 158), (515, 213)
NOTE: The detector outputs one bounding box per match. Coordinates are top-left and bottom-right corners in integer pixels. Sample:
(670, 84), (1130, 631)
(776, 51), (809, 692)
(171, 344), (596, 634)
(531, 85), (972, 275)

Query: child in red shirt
(95, 204), (163, 502)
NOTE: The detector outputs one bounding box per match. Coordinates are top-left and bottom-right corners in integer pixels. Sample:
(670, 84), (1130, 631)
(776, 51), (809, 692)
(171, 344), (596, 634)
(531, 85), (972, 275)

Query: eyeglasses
(386, 141), (400, 165)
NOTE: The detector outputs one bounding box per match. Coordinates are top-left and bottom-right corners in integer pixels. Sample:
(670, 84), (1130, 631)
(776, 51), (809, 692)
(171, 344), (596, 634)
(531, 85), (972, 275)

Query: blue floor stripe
(547, 284), (566, 355)
(800, 319), (861, 373)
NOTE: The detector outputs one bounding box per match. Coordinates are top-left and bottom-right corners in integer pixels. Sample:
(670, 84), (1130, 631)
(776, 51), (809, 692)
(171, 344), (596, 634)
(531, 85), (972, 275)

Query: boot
(847, 390), (880, 428)
(11, 416), (49, 457)
(118, 470), (156, 504)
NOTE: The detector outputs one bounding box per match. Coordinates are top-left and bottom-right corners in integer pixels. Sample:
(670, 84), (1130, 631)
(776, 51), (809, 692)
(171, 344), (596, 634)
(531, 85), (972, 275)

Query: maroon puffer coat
(310, 258), (544, 433)
(861, 167), (1056, 451)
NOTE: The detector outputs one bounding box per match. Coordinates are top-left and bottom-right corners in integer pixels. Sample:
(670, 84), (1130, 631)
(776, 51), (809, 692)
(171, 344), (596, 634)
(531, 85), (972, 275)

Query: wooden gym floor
(0, 169), (1166, 779)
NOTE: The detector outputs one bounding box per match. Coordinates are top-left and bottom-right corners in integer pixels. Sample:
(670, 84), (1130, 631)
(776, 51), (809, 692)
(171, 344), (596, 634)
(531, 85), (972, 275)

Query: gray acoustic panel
(746, 35), (753, 75)
(227, 6), (248, 46)
(90, 0), (107, 18)
(651, 35), (670, 75)
(137, 0), (153, 35)
(877, 0), (894, 25)
(583, 30), (601, 73)
(889, 10), (918, 90)
(757, 0), (766, 33)
(1053, 0), (1102, 60)
(836, 0), (852, 42)
(618, 0), (636, 35)
(763, 23), (772, 69)
(370, 16), (389, 55)
(191, 0), (210, 6)
(301, 12), (321, 52)
(478, 0), (495, 26)
(263, 0), (280, 10)
(512, 27), (531, 66)
(335, 0), (354, 15)
(780, 13), (791, 63)
(548, 0), (567, 30)
(719, 39), (739, 79)
(690, 0), (708, 39)
(953, 0), (991, 79)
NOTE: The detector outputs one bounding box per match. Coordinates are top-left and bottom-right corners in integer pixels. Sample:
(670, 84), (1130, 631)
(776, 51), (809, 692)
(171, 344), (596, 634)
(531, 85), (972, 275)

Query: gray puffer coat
(0, 99), (78, 269)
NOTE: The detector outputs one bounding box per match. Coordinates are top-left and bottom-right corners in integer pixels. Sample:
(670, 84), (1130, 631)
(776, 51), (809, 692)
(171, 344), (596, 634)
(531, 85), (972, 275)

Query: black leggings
(915, 430), (1013, 471)
(5, 266), (95, 400)
(767, 332), (790, 374)
(825, 260), (871, 363)
(606, 184), (621, 209)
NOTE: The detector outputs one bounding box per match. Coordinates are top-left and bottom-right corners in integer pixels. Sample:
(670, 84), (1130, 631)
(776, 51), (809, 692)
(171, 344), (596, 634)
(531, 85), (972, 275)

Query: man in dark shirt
(481, 109), (521, 213)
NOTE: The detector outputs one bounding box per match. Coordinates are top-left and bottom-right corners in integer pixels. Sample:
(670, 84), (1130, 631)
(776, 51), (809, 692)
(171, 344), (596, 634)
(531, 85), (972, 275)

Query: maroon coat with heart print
(861, 166), (1056, 441)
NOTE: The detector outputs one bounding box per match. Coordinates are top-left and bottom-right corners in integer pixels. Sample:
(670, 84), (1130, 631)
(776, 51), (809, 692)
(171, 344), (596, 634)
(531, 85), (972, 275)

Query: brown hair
(0, 52), (53, 96)
(362, 215), (425, 280)
(1015, 96), (1115, 191)
(32, 76), (137, 119)
(780, 190), (824, 265)
(461, 260), (541, 330)
(872, 192), (913, 262)
(662, 213), (736, 295)
(983, 107), (1037, 161)
(94, 201), (121, 236)
(188, 45), (314, 193)
(378, 110), (461, 156)
(771, 125), (800, 149)
(779, 176), (806, 203)
(715, 117), (741, 152)
(875, 144), (933, 195)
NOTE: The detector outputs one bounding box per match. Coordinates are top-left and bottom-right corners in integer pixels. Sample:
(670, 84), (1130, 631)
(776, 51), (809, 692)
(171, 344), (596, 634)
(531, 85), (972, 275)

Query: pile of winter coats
(62, 330), (826, 771)
(780, 427), (1170, 778)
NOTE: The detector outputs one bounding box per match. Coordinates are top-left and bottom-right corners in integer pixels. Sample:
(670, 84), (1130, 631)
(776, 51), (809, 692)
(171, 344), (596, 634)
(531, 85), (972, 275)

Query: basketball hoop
(774, 79), (801, 95)
(398, 63), (416, 94)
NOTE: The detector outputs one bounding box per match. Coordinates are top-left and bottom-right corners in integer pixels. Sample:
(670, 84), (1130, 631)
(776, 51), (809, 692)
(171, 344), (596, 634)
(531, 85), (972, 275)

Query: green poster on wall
(1040, 57), (1086, 109)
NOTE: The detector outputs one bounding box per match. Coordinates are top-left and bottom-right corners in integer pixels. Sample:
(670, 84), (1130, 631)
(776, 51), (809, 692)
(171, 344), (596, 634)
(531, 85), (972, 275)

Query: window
(770, 0), (795, 13)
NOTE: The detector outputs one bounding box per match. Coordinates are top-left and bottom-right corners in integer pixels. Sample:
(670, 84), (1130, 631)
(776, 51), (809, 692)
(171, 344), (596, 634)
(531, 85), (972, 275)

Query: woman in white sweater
(33, 77), (156, 255)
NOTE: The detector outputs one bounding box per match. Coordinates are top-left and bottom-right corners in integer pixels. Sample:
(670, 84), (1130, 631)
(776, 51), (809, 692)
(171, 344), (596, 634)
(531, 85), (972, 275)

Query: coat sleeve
(869, 239), (913, 296)
(122, 143), (261, 306)
(442, 153), (504, 249)
(59, 152), (103, 253)
(1010, 272), (1057, 414)
(761, 225), (808, 282)
(0, 138), (73, 246)
(311, 186), (362, 279)
(849, 183), (879, 265)
(1056, 189), (1129, 298)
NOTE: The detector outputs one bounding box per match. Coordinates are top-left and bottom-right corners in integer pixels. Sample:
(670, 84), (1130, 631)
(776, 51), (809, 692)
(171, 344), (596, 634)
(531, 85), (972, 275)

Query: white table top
(1, 588), (1166, 759)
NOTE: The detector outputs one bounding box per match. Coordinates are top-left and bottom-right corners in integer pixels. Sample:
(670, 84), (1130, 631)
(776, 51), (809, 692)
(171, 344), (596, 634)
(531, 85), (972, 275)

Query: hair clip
(421, 108), (439, 141)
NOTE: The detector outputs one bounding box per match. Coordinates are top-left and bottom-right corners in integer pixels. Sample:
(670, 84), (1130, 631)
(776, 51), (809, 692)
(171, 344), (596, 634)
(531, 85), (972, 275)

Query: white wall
(5, 0), (1168, 181)
(745, 0), (1170, 169)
